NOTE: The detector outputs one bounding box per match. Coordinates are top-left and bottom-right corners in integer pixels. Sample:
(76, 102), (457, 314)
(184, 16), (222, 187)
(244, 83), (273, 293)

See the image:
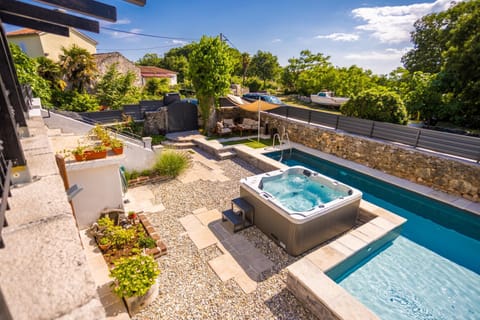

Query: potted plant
(72, 143), (107, 161)
(111, 138), (124, 155)
(110, 254), (160, 315)
(98, 237), (112, 251)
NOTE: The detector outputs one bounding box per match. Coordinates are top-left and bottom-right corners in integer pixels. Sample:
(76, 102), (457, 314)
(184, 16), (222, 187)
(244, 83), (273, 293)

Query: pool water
(261, 173), (345, 211)
(266, 149), (480, 319)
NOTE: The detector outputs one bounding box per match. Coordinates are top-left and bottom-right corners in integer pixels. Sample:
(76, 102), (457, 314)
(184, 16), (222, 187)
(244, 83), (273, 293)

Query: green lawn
(221, 138), (274, 149)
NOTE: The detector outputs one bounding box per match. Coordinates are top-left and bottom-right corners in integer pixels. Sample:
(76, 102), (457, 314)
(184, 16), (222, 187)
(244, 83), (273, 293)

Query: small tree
(188, 36), (234, 133)
(96, 64), (138, 109)
(340, 87), (408, 125)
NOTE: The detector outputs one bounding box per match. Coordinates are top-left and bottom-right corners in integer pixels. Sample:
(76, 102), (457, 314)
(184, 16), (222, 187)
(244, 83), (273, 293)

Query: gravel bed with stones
(131, 150), (317, 320)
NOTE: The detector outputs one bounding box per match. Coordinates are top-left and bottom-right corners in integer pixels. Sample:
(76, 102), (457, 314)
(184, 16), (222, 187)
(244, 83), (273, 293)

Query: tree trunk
(198, 95), (217, 135)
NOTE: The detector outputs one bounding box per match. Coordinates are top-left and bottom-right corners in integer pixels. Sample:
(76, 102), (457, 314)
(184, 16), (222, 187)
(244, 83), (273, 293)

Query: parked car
(242, 93), (283, 105)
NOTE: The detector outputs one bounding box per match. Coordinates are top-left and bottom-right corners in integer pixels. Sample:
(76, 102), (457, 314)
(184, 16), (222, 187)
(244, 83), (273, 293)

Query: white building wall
(67, 159), (123, 229)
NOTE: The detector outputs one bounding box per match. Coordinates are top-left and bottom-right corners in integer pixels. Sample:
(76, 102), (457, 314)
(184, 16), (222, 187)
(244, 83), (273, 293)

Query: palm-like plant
(36, 56), (66, 90)
(59, 45), (97, 92)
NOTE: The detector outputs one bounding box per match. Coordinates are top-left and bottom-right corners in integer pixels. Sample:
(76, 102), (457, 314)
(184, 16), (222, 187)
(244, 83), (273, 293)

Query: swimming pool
(266, 149), (480, 319)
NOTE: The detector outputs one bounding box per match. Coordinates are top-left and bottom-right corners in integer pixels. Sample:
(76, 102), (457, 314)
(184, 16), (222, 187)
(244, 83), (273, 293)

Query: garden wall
(264, 114), (480, 202)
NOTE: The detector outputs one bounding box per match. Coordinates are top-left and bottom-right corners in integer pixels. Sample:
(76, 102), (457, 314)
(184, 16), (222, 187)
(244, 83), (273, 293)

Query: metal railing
(267, 106), (480, 162)
(0, 140), (12, 248)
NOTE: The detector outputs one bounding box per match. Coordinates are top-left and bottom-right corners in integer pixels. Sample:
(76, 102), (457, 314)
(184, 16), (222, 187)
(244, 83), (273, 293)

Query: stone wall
(94, 52), (142, 87)
(264, 114), (480, 202)
(144, 108), (168, 135)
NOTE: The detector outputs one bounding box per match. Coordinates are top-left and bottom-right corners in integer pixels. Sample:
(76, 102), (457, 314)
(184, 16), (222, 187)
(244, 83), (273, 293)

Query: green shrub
(110, 254), (160, 298)
(53, 90), (98, 111)
(340, 87), (408, 124)
(138, 234), (156, 249)
(151, 134), (166, 145)
(153, 150), (191, 177)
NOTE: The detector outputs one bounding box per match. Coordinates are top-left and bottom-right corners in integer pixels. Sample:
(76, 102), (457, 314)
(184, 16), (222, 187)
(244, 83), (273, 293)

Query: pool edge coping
(248, 142), (480, 216)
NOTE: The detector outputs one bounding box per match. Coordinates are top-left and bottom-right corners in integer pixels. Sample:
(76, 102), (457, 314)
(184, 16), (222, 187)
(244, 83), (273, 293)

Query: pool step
(222, 197), (254, 233)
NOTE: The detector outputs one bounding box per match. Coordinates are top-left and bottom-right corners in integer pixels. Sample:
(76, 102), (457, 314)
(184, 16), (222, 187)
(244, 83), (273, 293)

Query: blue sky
(7, 0), (459, 74)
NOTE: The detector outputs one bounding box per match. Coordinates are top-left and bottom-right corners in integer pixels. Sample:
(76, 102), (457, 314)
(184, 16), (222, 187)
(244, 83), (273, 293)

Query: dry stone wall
(265, 114), (480, 202)
(144, 108), (168, 135)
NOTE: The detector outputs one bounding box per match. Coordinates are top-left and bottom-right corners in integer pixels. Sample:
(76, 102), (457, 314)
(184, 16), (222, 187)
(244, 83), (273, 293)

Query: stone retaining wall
(264, 114), (480, 202)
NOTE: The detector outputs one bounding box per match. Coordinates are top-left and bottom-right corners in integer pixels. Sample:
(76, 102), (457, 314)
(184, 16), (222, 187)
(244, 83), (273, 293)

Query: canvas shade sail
(226, 94), (280, 112)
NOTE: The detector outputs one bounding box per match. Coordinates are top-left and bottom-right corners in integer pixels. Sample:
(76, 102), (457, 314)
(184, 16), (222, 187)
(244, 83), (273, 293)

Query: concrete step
(217, 150), (236, 160)
(161, 140), (196, 149)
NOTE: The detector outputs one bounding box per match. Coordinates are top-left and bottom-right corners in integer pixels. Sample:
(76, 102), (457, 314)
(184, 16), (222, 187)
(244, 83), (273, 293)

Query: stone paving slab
(181, 207), (273, 294)
(179, 214), (203, 232)
(208, 253), (240, 282)
(188, 227), (219, 250)
(195, 209), (222, 226)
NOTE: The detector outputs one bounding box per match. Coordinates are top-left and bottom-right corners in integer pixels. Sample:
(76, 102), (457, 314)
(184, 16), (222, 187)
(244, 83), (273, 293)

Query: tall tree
(248, 50), (280, 87)
(401, 0), (480, 128)
(441, 0), (480, 127)
(188, 36), (234, 132)
(137, 53), (163, 67)
(58, 45), (97, 92)
(401, 13), (447, 73)
(240, 52), (251, 87)
(162, 45), (194, 83)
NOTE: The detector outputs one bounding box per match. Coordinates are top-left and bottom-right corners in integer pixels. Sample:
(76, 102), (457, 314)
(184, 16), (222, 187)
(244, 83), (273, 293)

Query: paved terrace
(124, 149), (317, 319)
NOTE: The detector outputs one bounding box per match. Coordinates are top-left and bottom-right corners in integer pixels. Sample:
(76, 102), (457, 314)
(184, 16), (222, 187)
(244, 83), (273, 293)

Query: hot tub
(240, 166), (362, 256)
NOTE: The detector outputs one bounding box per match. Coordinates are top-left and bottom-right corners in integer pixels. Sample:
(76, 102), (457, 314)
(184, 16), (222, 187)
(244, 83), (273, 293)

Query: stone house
(6, 27), (97, 61)
(94, 52), (142, 87)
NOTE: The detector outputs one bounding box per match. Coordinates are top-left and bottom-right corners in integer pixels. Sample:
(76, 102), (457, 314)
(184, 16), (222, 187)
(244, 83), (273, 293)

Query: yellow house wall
(40, 29), (96, 61)
(7, 35), (44, 58)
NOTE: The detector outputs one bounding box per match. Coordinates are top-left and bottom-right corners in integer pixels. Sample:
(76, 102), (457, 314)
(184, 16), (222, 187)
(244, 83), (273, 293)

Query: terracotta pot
(98, 243), (111, 251)
(112, 146), (124, 155)
(74, 150), (107, 161)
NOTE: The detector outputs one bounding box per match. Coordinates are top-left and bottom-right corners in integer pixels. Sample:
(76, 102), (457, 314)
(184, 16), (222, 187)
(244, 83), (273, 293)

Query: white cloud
(172, 39), (188, 45)
(315, 33), (359, 42)
(108, 28), (142, 40)
(272, 38), (282, 43)
(101, 18), (131, 26)
(344, 48), (409, 61)
(352, 0), (459, 43)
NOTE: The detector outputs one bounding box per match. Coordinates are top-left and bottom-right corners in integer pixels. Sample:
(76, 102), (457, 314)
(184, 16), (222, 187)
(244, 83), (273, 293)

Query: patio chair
(216, 122), (232, 136)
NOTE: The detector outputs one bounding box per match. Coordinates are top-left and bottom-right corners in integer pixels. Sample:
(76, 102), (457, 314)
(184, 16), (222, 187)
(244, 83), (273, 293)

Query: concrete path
(123, 186), (165, 214)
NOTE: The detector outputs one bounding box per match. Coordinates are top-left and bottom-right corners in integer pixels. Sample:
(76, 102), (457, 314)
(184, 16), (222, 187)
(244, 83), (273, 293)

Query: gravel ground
(132, 149), (316, 320)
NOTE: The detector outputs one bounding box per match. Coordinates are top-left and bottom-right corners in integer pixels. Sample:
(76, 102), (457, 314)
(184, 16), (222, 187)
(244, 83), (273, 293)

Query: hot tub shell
(240, 166), (362, 256)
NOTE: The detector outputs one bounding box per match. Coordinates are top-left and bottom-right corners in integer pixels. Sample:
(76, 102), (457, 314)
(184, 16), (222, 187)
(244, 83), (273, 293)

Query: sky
(6, 0), (459, 75)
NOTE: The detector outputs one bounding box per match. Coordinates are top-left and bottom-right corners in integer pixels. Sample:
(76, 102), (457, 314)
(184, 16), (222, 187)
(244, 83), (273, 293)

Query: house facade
(139, 66), (177, 86)
(94, 52), (142, 87)
(6, 27), (97, 61)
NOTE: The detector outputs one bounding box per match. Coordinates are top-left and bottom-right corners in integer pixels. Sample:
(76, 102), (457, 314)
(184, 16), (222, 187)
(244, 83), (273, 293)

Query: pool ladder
(272, 127), (292, 162)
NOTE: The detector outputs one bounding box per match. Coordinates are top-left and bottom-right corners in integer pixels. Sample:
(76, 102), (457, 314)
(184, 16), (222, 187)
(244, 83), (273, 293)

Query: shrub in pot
(110, 254), (160, 315)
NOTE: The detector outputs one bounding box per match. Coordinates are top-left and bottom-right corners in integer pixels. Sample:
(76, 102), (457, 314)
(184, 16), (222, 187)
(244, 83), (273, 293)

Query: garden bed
(93, 212), (167, 267)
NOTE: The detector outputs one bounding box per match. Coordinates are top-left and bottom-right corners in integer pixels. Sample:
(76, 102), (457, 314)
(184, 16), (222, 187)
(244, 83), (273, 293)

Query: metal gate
(167, 102), (198, 132)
